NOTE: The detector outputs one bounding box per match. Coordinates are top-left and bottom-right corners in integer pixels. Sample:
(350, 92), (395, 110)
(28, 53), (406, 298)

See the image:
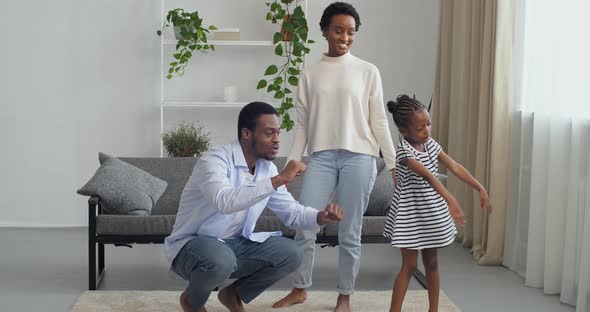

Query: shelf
(163, 40), (274, 46)
(163, 101), (279, 108)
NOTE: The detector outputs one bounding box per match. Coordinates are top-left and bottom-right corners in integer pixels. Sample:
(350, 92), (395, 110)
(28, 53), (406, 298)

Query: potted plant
(156, 8), (217, 79)
(256, 1), (314, 131)
(162, 121), (211, 157)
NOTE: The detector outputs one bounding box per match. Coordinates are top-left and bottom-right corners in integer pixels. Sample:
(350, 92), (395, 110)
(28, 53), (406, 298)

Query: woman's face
(323, 14), (356, 57)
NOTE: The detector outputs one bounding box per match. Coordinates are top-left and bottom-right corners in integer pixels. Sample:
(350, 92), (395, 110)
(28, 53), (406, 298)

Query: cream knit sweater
(286, 52), (396, 170)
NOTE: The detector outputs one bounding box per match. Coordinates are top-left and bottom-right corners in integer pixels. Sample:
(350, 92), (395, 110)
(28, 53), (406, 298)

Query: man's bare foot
(180, 291), (207, 312)
(217, 285), (245, 312)
(333, 294), (351, 312)
(272, 288), (307, 308)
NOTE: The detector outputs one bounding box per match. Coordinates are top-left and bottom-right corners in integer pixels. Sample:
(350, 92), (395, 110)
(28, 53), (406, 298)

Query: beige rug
(70, 290), (460, 311)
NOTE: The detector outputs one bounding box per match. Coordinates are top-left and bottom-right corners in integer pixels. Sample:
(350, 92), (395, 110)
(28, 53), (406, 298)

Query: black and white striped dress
(383, 138), (457, 249)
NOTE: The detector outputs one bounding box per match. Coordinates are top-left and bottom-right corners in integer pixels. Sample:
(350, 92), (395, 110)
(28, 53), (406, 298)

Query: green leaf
(210, 45), (215, 51)
(274, 76), (283, 85)
(257, 79), (268, 89)
(283, 22), (295, 33)
(208, 25), (217, 30)
(308, 39), (315, 44)
(274, 90), (285, 99)
(173, 53), (181, 60)
(274, 44), (283, 56)
(287, 67), (300, 75)
(284, 88), (292, 94)
(167, 74), (173, 79)
(293, 6), (304, 19)
(288, 76), (299, 86)
(169, 68), (174, 74)
(264, 65), (278, 75)
(273, 32), (282, 44)
(266, 12), (273, 21)
(170, 62), (178, 67)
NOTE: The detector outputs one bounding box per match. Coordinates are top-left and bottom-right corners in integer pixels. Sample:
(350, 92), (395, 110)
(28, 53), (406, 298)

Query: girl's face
(323, 14), (356, 57)
(404, 109), (431, 145)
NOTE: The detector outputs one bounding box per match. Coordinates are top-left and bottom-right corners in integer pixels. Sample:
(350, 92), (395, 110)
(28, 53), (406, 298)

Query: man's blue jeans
(171, 235), (303, 310)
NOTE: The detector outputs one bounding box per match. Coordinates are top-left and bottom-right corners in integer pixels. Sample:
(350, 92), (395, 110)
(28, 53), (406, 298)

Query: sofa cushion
(119, 157), (198, 215)
(78, 153), (168, 216)
(254, 216), (325, 237)
(365, 167), (395, 216)
(96, 214), (176, 235)
(324, 216), (388, 236)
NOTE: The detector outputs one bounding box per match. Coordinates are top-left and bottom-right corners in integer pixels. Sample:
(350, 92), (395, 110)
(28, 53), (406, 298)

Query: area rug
(70, 290), (460, 311)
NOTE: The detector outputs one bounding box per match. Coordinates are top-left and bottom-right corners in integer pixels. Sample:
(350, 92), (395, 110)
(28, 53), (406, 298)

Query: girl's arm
(403, 158), (465, 225)
(438, 151), (492, 213)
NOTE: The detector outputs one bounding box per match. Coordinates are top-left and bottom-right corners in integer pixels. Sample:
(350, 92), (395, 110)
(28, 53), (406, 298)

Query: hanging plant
(256, 0), (314, 131)
(156, 8), (217, 79)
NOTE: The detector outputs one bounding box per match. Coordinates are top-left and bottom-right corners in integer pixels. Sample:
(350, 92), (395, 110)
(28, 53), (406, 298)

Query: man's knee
(278, 239), (304, 271)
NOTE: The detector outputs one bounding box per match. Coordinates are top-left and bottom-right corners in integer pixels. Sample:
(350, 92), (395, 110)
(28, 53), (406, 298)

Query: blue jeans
(292, 149), (377, 295)
(172, 236), (303, 309)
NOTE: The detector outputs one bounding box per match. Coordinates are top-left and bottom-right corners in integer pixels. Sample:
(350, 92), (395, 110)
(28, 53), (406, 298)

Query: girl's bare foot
(180, 291), (207, 312)
(333, 294), (351, 312)
(272, 288), (307, 308)
(217, 285), (245, 312)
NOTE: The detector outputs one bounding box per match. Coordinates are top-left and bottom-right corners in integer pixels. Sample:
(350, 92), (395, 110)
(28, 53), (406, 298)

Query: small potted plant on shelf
(156, 8), (217, 79)
(256, 0), (314, 131)
(162, 121), (211, 157)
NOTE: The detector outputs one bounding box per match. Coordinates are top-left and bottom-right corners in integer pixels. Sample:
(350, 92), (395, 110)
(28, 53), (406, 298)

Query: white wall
(0, 0), (439, 227)
(0, 0), (160, 226)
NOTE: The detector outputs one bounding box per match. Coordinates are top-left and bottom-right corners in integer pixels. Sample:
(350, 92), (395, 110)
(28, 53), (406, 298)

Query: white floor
(0, 228), (576, 312)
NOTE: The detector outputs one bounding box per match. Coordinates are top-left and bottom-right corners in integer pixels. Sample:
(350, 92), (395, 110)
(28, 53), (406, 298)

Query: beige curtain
(432, 0), (513, 265)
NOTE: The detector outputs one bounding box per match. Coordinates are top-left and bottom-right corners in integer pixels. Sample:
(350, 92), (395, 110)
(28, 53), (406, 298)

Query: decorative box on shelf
(211, 28), (240, 41)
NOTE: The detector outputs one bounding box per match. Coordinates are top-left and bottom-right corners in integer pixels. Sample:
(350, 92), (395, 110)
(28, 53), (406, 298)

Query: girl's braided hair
(386, 94), (427, 131)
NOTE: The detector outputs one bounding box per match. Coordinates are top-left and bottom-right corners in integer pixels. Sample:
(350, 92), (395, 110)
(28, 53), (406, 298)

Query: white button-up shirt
(164, 141), (320, 265)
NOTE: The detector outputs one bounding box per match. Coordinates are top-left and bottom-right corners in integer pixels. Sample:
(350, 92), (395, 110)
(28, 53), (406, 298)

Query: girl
(383, 95), (492, 312)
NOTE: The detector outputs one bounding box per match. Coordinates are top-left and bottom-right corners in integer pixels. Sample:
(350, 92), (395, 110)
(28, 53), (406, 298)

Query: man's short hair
(237, 102), (278, 140)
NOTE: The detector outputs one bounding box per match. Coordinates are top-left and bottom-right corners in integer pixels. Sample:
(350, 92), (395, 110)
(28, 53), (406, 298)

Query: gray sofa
(88, 156), (445, 290)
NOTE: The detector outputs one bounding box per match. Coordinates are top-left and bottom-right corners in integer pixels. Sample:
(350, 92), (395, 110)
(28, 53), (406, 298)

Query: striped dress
(383, 137), (457, 249)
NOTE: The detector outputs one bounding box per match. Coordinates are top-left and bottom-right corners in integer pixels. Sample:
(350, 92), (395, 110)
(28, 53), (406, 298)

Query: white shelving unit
(159, 1), (307, 156)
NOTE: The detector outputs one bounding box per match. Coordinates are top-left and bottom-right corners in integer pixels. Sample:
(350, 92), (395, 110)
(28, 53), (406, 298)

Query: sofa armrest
(88, 196), (100, 206)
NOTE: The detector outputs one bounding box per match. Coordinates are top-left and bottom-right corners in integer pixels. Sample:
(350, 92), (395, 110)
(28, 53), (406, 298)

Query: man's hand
(271, 160), (306, 189)
(316, 203), (344, 225)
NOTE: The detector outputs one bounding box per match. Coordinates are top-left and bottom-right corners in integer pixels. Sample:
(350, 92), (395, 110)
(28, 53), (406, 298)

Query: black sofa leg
(413, 270), (428, 289)
(89, 235), (96, 290)
(98, 243), (105, 274)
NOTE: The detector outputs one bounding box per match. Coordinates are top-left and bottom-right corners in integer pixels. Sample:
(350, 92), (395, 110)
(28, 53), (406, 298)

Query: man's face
(249, 114), (281, 160)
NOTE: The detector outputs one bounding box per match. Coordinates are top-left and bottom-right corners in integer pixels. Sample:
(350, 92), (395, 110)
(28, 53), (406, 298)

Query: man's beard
(251, 136), (275, 161)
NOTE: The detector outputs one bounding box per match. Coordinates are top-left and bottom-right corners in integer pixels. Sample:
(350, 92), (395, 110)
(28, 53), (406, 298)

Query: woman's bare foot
(180, 291), (207, 312)
(272, 288), (308, 308)
(333, 294), (351, 312)
(217, 285), (245, 312)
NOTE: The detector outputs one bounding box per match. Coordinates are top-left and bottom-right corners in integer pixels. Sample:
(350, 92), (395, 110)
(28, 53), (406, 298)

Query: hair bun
(387, 100), (397, 113)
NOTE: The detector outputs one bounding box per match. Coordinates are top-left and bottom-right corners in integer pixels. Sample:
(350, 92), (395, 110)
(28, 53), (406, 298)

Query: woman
(272, 3), (396, 312)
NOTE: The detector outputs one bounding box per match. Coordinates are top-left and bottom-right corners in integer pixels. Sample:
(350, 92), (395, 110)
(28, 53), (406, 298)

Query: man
(164, 102), (344, 312)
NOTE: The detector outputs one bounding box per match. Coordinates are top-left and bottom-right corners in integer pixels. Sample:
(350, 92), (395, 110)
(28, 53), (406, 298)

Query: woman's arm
(438, 151), (492, 213)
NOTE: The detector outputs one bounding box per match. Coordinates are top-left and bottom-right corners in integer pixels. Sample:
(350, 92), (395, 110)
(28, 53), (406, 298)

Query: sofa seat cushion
(254, 216), (326, 237)
(323, 216), (387, 236)
(96, 215), (176, 235)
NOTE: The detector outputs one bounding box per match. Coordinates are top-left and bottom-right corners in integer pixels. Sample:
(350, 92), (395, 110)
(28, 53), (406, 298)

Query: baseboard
(0, 222), (86, 228)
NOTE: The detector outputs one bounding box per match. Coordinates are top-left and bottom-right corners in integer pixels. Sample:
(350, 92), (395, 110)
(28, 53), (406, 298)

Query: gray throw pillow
(77, 153), (168, 216)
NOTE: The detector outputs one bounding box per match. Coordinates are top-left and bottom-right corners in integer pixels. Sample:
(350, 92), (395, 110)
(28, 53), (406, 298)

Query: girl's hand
(479, 189), (493, 214)
(448, 196), (465, 226)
